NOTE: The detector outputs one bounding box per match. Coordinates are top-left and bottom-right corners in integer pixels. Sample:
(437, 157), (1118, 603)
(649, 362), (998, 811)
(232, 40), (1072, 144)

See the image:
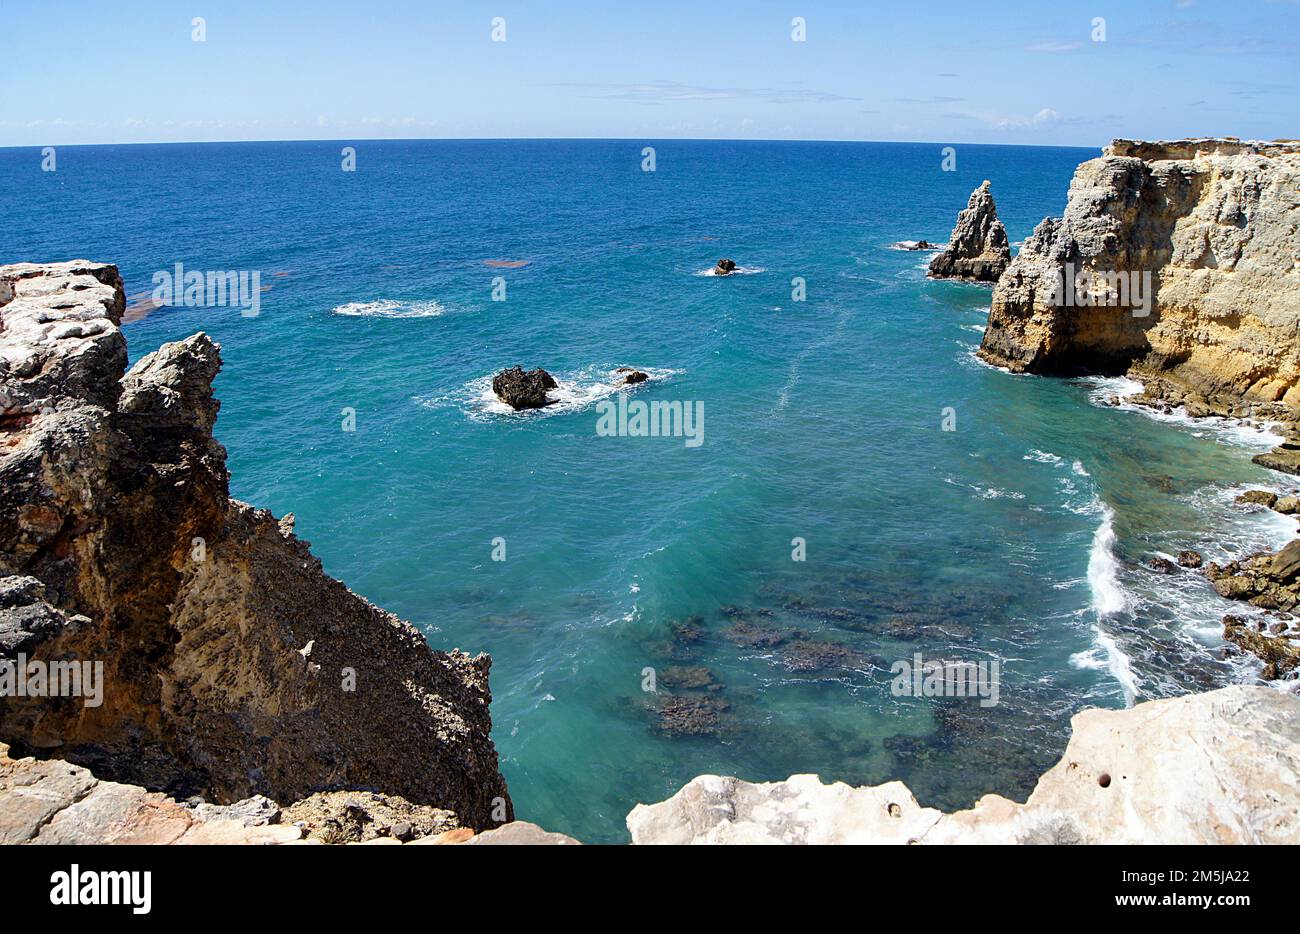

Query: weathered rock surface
(1207, 539), (1300, 612)
(0, 743), (301, 844)
(628, 686), (1300, 844)
(281, 790), (458, 843)
(927, 181), (1011, 283)
(978, 139), (1300, 431)
(713, 258), (737, 276)
(461, 821), (581, 845)
(1276, 496), (1300, 515)
(1255, 440), (1300, 476)
(0, 262), (511, 829)
(0, 742), (575, 844)
(1237, 489), (1279, 508)
(492, 365), (557, 410)
(1223, 616), (1300, 680)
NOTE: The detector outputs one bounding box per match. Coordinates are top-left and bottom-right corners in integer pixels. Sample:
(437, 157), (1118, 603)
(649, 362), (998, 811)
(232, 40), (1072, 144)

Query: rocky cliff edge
(978, 139), (1300, 430)
(0, 261), (511, 830)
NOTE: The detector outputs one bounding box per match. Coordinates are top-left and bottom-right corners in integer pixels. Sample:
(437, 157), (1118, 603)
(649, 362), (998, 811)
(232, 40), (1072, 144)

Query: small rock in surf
(492, 366), (558, 410)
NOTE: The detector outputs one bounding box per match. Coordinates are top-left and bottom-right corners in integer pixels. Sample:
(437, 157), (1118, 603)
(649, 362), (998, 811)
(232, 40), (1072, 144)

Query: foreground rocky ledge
(0, 742), (577, 845)
(0, 262), (510, 830)
(628, 686), (1300, 844)
(9, 684), (1292, 844)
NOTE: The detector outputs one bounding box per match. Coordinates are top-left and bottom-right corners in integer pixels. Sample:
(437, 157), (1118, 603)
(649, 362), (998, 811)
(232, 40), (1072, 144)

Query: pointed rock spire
(928, 180), (1011, 283)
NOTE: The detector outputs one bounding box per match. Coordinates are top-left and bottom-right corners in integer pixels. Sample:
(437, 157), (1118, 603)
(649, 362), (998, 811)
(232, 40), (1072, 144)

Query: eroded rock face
(628, 686), (1300, 844)
(492, 366), (557, 410)
(927, 181), (1011, 283)
(0, 262), (511, 829)
(978, 139), (1300, 425)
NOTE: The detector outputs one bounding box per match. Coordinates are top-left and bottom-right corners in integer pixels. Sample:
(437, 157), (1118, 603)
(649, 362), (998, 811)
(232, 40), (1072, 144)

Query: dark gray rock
(492, 366), (558, 410)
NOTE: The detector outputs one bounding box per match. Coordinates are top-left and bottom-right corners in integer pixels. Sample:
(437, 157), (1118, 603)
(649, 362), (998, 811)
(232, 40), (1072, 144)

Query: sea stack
(492, 366), (558, 410)
(928, 180), (1011, 283)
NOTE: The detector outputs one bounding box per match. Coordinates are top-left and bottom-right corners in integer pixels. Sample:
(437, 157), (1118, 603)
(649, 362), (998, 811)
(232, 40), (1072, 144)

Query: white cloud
(992, 107), (1063, 130)
(1025, 41), (1081, 53)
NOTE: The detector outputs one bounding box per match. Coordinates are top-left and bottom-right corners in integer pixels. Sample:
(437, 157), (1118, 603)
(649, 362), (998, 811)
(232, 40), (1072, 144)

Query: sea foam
(424, 365), (680, 421)
(333, 299), (446, 318)
(1083, 375), (1285, 450)
(694, 265), (766, 277)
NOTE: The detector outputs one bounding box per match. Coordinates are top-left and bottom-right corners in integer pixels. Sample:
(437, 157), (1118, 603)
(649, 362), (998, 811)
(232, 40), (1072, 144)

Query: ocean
(5, 139), (1294, 843)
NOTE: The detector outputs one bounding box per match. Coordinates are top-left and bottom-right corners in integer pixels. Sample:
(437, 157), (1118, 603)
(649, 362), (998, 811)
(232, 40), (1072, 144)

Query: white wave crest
(695, 265), (766, 277)
(1087, 503), (1127, 618)
(1082, 501), (1140, 706)
(333, 299), (446, 319)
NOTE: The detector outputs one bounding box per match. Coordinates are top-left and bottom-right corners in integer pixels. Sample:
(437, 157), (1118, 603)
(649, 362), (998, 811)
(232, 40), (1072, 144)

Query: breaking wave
(332, 299), (447, 318)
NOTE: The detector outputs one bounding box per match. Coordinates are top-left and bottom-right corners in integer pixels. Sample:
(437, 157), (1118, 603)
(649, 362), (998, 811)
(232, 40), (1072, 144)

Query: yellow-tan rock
(979, 139), (1300, 426)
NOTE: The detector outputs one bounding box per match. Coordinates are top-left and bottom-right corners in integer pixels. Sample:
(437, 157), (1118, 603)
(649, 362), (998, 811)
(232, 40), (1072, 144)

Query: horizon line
(1, 134), (1121, 152)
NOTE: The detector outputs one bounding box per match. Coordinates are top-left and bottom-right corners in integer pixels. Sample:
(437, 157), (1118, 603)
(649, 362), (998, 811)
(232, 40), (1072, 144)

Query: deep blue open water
(4, 139), (1293, 842)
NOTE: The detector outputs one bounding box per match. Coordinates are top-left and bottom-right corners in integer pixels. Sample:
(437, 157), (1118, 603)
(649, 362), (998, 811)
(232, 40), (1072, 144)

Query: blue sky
(2, 0), (1296, 147)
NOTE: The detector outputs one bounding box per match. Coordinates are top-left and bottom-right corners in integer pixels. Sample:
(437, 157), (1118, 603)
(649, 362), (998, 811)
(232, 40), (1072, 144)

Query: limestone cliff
(628, 685), (1300, 844)
(979, 139), (1300, 430)
(928, 180), (1012, 283)
(0, 262), (511, 829)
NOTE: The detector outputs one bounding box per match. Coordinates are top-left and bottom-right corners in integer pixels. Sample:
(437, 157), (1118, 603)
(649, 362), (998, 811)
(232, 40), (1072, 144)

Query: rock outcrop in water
(978, 139), (1300, 435)
(616, 367), (649, 386)
(1222, 616), (1300, 680)
(927, 181), (1011, 283)
(628, 686), (1300, 844)
(713, 258), (737, 276)
(0, 261), (511, 830)
(492, 365), (558, 410)
(1209, 540), (1300, 606)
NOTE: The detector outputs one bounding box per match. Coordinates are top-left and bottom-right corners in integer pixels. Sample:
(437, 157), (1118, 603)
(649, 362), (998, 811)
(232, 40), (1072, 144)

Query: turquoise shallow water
(4, 139), (1294, 842)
